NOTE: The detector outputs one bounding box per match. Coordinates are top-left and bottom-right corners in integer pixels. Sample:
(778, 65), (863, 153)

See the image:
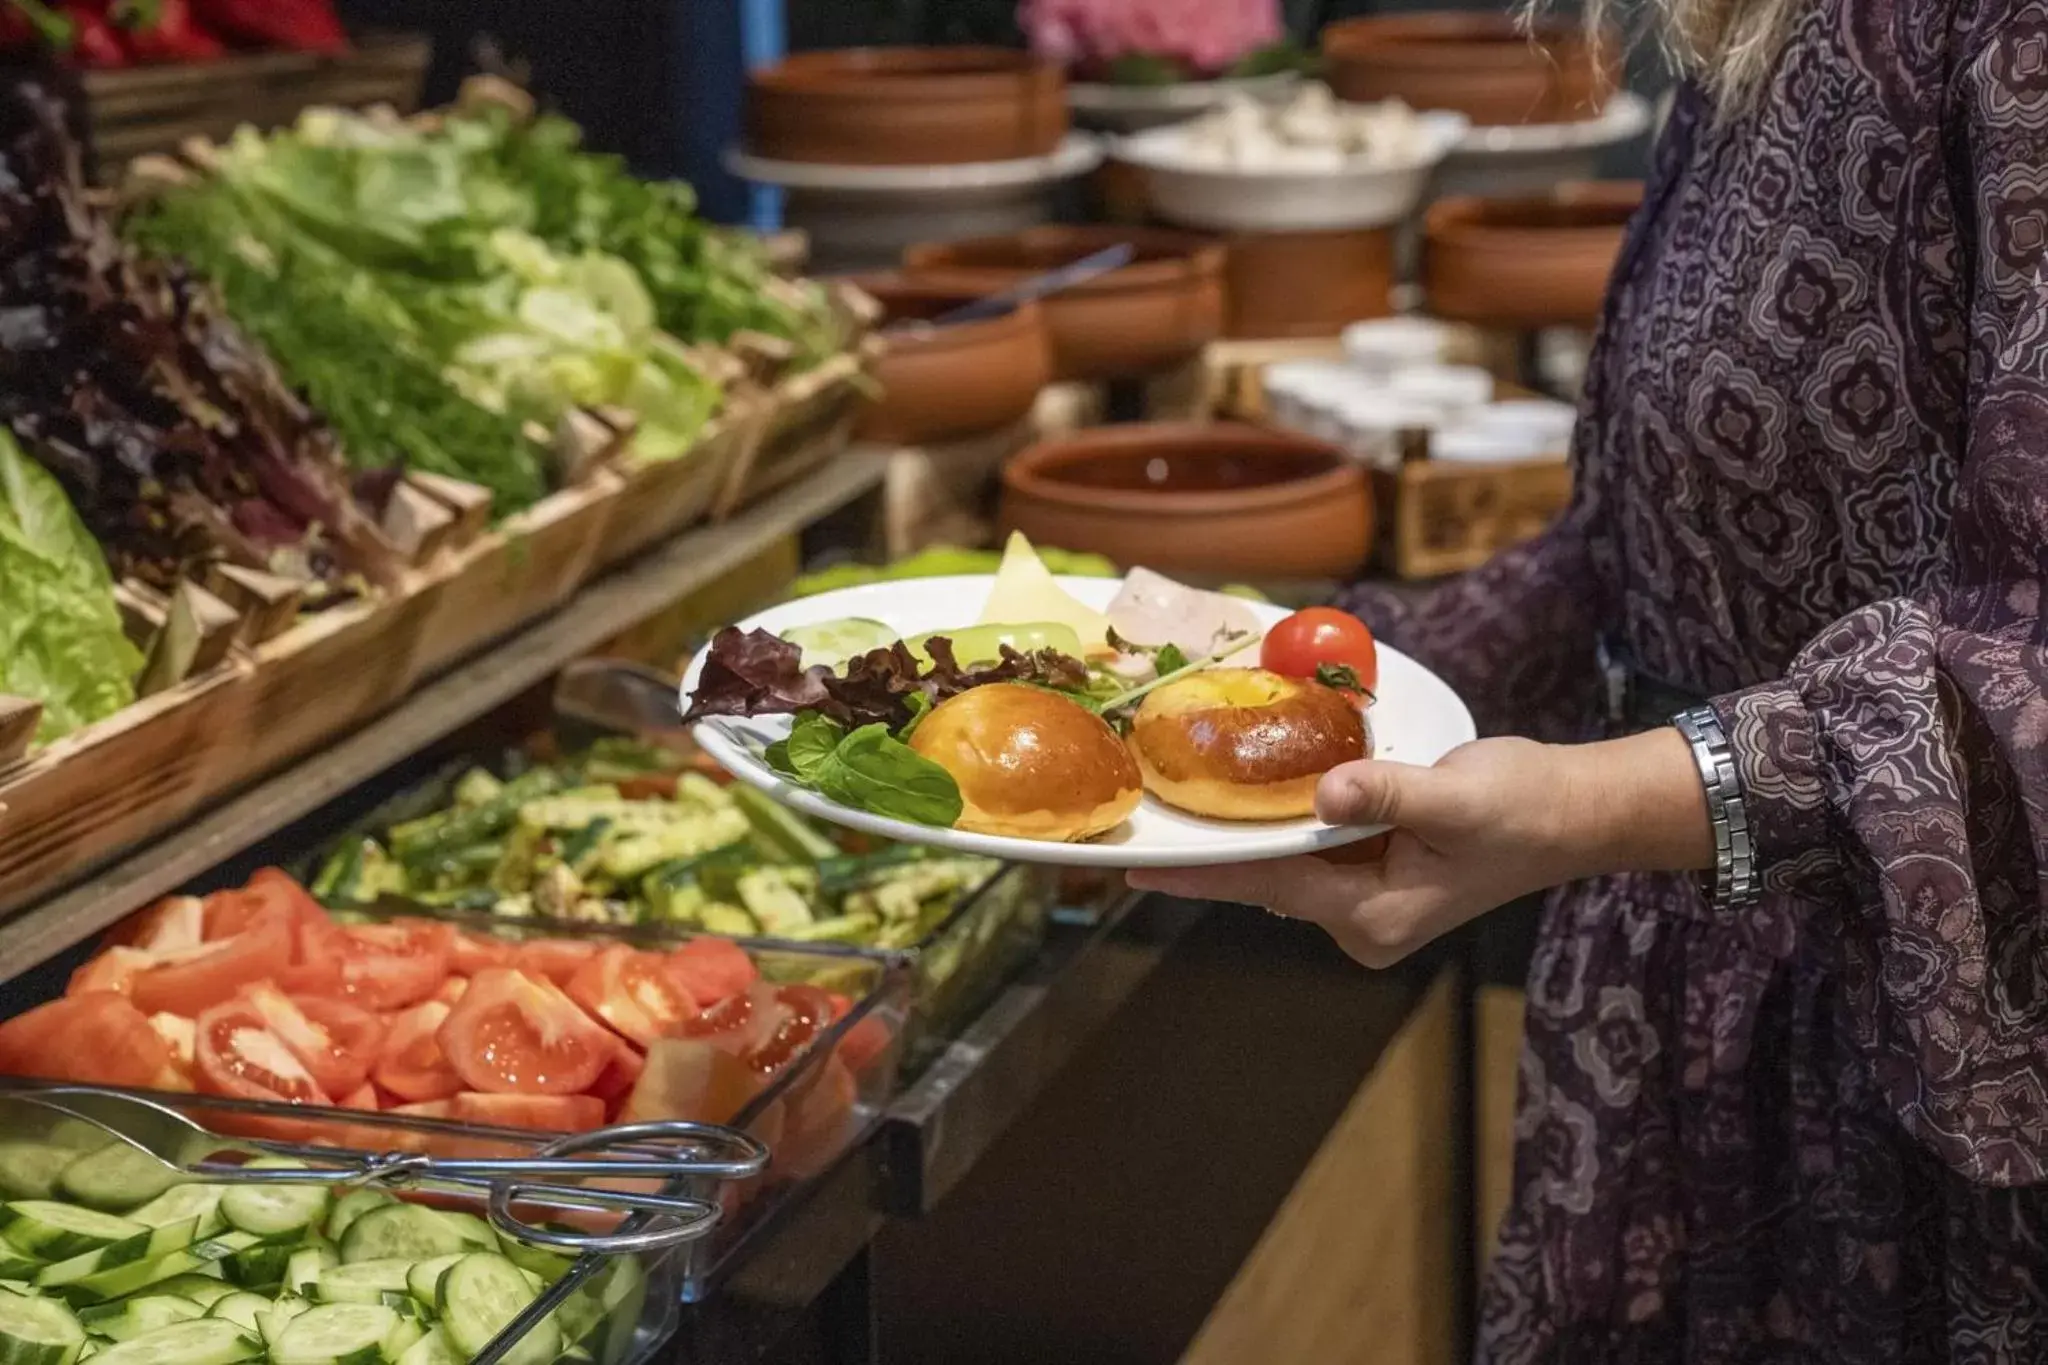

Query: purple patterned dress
(1338, 3), (2048, 1360)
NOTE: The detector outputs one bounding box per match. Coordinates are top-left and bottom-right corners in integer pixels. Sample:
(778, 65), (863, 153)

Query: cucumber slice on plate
(0, 1207), (145, 1262)
(80, 1319), (258, 1365)
(76, 1296), (202, 1342)
(0, 1290), (85, 1365)
(435, 1253), (558, 1362)
(54, 1148), (176, 1214)
(269, 1304), (405, 1365)
(779, 618), (897, 671)
(338, 1208), (478, 1265)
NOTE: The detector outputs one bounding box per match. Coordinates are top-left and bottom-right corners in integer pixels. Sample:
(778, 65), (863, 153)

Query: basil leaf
(764, 739), (797, 779)
(786, 711), (846, 780)
(1154, 643), (1190, 676)
(897, 689), (932, 741)
(813, 723), (964, 828)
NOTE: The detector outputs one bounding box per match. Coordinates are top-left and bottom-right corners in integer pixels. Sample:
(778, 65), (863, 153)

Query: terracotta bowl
(1225, 227), (1395, 339)
(999, 422), (1373, 578)
(1423, 181), (1643, 329)
(903, 226), (1226, 381)
(1322, 14), (1617, 127)
(848, 275), (1053, 446)
(746, 47), (1068, 166)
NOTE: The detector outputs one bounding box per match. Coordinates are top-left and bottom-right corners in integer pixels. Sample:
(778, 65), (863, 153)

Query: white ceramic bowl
(1262, 359), (1360, 435)
(1066, 72), (1299, 134)
(1389, 363), (1494, 418)
(1468, 398), (1577, 452)
(1340, 316), (1453, 376)
(1335, 391), (1441, 470)
(1430, 423), (1554, 464)
(1113, 110), (1467, 232)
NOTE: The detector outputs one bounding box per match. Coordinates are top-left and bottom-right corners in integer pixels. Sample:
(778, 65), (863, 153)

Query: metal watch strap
(1670, 705), (1759, 910)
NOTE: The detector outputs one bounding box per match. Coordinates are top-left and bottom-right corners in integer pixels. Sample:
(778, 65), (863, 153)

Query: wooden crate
(715, 352), (868, 518)
(596, 403), (767, 570)
(1373, 456), (1571, 580)
(410, 471), (626, 681)
(83, 32), (432, 170)
(0, 660), (254, 914)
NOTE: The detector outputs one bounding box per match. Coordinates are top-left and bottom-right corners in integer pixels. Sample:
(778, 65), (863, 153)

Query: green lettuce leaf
(0, 431), (140, 747)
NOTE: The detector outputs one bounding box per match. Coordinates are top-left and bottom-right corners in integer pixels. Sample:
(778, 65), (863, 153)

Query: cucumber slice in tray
(271, 1304), (412, 1365)
(0, 1207), (145, 1263)
(75, 1319), (258, 1365)
(339, 1208), (486, 1265)
(76, 1294), (202, 1341)
(0, 1289), (86, 1365)
(437, 1254), (558, 1365)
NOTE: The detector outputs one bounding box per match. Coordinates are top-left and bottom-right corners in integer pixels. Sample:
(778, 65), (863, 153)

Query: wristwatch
(1670, 705), (1759, 910)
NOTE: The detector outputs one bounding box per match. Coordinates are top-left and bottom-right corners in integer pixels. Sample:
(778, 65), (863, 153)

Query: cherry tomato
(566, 946), (698, 1050)
(374, 1000), (463, 1103)
(332, 920), (454, 1011)
(435, 969), (617, 1096)
(192, 998), (330, 1106)
(449, 1092), (605, 1134)
(1260, 607), (1379, 700)
(128, 911), (293, 1018)
(0, 993), (186, 1091)
(666, 938), (759, 1008)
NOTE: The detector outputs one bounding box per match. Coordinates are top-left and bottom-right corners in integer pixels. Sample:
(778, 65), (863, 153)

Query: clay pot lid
(903, 226), (1224, 294)
(751, 46), (1059, 96)
(1323, 13), (1596, 66)
(844, 272), (1043, 345)
(1005, 422), (1362, 514)
(1427, 180), (1644, 244)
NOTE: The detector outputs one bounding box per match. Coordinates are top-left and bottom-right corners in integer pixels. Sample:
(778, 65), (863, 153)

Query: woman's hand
(1128, 728), (1714, 968)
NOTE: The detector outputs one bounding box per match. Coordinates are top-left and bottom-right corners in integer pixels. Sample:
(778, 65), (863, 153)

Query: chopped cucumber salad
(0, 1144), (645, 1365)
(311, 739), (1002, 951)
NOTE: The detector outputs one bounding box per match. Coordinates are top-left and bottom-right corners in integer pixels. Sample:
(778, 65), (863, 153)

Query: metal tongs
(2, 1088), (769, 1256)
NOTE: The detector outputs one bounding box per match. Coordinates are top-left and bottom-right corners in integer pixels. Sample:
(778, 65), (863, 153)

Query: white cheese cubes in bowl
(1113, 83), (1467, 232)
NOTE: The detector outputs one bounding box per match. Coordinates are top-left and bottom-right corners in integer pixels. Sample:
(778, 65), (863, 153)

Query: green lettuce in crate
(0, 432), (141, 747)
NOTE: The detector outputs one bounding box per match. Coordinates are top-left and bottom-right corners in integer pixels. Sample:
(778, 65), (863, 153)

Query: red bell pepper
(113, 0), (222, 63)
(191, 0), (345, 53)
(68, 7), (127, 66)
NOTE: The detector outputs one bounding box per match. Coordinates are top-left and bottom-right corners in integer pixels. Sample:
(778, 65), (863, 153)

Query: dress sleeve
(1335, 497), (1605, 742)
(1708, 9), (2048, 1186)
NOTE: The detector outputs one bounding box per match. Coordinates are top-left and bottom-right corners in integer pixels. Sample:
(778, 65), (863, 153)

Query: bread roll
(1128, 668), (1367, 821)
(910, 684), (1142, 841)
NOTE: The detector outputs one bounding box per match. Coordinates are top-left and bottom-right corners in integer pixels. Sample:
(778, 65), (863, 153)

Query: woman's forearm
(1555, 728), (1717, 878)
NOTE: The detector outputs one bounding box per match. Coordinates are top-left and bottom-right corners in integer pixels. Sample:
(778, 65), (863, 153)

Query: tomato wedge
(449, 1092), (604, 1133)
(587, 1038), (646, 1118)
(666, 938), (758, 1007)
(436, 969), (617, 1095)
(332, 920), (453, 1011)
(336, 1083), (380, 1111)
(620, 1039), (766, 1127)
(66, 946), (156, 997)
(434, 977), (469, 1006)
(128, 911), (292, 1017)
(566, 947), (698, 1049)
(776, 1055), (857, 1181)
(239, 984), (384, 1098)
(108, 895), (205, 953)
(448, 932), (515, 976)
(511, 939), (602, 986)
(374, 1000), (463, 1103)
(750, 984), (837, 1078)
(205, 869), (322, 940)
(677, 980), (786, 1059)
(0, 993), (186, 1090)
(192, 997), (331, 1106)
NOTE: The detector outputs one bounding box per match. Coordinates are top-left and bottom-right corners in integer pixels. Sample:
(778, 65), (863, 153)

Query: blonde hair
(1546, 0), (1801, 112)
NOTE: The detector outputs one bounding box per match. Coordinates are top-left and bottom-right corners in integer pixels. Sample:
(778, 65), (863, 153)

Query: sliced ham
(1106, 568), (1264, 657)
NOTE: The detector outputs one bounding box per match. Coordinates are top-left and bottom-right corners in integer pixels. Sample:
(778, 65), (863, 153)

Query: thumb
(1315, 759), (1465, 834)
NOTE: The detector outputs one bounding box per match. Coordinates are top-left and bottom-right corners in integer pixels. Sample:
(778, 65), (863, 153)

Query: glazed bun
(910, 684), (1142, 842)
(1128, 668), (1368, 821)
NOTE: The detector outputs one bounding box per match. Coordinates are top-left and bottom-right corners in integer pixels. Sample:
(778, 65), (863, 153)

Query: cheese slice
(976, 532), (1112, 654)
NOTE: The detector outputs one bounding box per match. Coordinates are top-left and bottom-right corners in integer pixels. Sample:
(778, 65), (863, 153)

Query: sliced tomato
(587, 1038), (646, 1119)
(336, 1083), (380, 1111)
(775, 1055), (857, 1181)
(835, 1013), (896, 1077)
(147, 1012), (197, 1074)
(750, 984), (837, 1078)
(436, 969), (617, 1096)
(239, 984), (384, 1098)
(676, 980), (785, 1058)
(566, 947), (698, 1049)
(275, 911), (349, 997)
(449, 1092), (604, 1133)
(434, 977), (470, 1006)
(67, 946), (157, 997)
(331, 920), (454, 1011)
(108, 895), (205, 953)
(128, 911), (292, 1018)
(448, 932), (515, 976)
(387, 1099), (455, 1121)
(511, 939), (602, 986)
(193, 999), (330, 1106)
(374, 1000), (462, 1103)
(666, 938), (758, 1007)
(0, 993), (186, 1090)
(620, 1039), (767, 1127)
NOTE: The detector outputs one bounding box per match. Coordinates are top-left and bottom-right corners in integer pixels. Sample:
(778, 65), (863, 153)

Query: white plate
(684, 576), (1477, 869)
(724, 135), (1102, 193)
(1112, 111), (1466, 232)
(1067, 72), (1299, 133)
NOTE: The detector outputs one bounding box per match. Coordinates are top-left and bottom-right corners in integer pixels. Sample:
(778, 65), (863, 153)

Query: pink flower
(1021, 0), (1284, 76)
